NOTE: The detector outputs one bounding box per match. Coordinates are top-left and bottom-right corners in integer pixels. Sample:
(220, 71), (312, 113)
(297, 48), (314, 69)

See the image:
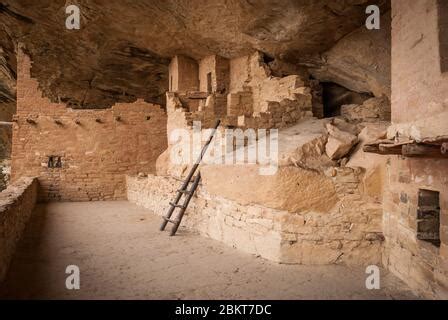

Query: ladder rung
(189, 175), (200, 181)
(169, 202), (186, 209)
(178, 189), (192, 195)
(173, 177), (196, 184)
(162, 216), (178, 224)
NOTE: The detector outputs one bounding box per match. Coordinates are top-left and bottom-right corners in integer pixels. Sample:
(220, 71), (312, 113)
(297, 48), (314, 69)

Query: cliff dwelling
(0, 0), (447, 301)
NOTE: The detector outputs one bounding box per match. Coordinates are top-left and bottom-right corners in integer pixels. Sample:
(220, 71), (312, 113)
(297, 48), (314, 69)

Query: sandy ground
(0, 201), (418, 300)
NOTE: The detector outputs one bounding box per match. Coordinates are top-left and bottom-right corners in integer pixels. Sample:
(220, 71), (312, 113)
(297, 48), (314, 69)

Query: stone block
(325, 123), (358, 160)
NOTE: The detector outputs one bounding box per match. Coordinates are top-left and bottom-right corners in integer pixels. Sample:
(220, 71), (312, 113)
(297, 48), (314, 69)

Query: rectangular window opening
(48, 156), (62, 169)
(417, 189), (441, 247)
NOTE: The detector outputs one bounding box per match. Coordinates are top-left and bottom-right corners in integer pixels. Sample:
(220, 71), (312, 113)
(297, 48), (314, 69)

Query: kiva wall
(384, 0), (448, 298)
(11, 50), (167, 202)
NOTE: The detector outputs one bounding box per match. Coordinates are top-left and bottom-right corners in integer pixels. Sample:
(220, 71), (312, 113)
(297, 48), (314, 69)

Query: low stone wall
(0, 177), (38, 281)
(127, 174), (382, 266)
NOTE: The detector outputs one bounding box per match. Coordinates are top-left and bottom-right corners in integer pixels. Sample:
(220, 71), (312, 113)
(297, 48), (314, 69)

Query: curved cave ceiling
(0, 0), (389, 109)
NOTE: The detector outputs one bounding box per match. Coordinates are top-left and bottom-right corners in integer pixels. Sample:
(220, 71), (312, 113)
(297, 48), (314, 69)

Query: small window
(207, 72), (212, 93)
(48, 156), (62, 169)
(417, 189), (441, 247)
(438, 0), (448, 72)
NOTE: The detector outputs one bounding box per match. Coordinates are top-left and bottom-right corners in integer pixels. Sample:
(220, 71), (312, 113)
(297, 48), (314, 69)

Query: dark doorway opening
(417, 189), (441, 247)
(206, 72), (212, 94)
(321, 82), (372, 118)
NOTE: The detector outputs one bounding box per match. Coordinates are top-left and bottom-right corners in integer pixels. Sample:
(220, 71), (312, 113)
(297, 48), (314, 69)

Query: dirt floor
(0, 201), (418, 300)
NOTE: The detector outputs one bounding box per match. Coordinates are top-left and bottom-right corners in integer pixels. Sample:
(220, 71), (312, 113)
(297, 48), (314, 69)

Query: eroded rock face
(0, 30), (16, 108)
(307, 11), (391, 98)
(0, 122), (11, 160)
(0, 102), (15, 122)
(0, 0), (389, 108)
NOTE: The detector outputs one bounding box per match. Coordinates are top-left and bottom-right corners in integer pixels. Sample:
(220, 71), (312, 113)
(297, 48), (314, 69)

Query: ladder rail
(160, 191), (182, 231)
(169, 172), (201, 236)
(160, 119), (220, 234)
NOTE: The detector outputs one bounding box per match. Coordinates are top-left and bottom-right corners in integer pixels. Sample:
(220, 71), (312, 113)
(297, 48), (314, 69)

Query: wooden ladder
(160, 120), (221, 236)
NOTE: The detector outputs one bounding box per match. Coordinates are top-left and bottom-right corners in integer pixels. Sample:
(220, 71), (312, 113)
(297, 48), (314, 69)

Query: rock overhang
(0, 0), (390, 109)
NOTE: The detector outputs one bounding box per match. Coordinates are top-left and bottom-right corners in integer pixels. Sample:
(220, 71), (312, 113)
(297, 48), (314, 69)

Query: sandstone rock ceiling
(0, 0), (389, 109)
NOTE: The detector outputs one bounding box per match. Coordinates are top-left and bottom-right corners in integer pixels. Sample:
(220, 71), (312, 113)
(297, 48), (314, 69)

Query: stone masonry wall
(0, 177), (38, 281)
(199, 55), (230, 94)
(169, 55), (199, 92)
(158, 50), (385, 269)
(383, 0), (448, 298)
(11, 50), (167, 202)
(229, 56), (251, 93)
(228, 52), (313, 119)
(383, 159), (448, 298)
(168, 52), (313, 131)
(127, 173), (383, 266)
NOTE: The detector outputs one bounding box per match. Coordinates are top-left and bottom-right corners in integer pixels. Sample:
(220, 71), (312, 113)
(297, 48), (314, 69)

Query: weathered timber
(378, 144), (402, 155)
(402, 144), (447, 158)
(364, 137), (448, 158)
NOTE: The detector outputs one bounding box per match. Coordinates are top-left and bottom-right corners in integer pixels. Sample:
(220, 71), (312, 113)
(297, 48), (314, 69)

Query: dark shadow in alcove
(321, 82), (373, 118)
